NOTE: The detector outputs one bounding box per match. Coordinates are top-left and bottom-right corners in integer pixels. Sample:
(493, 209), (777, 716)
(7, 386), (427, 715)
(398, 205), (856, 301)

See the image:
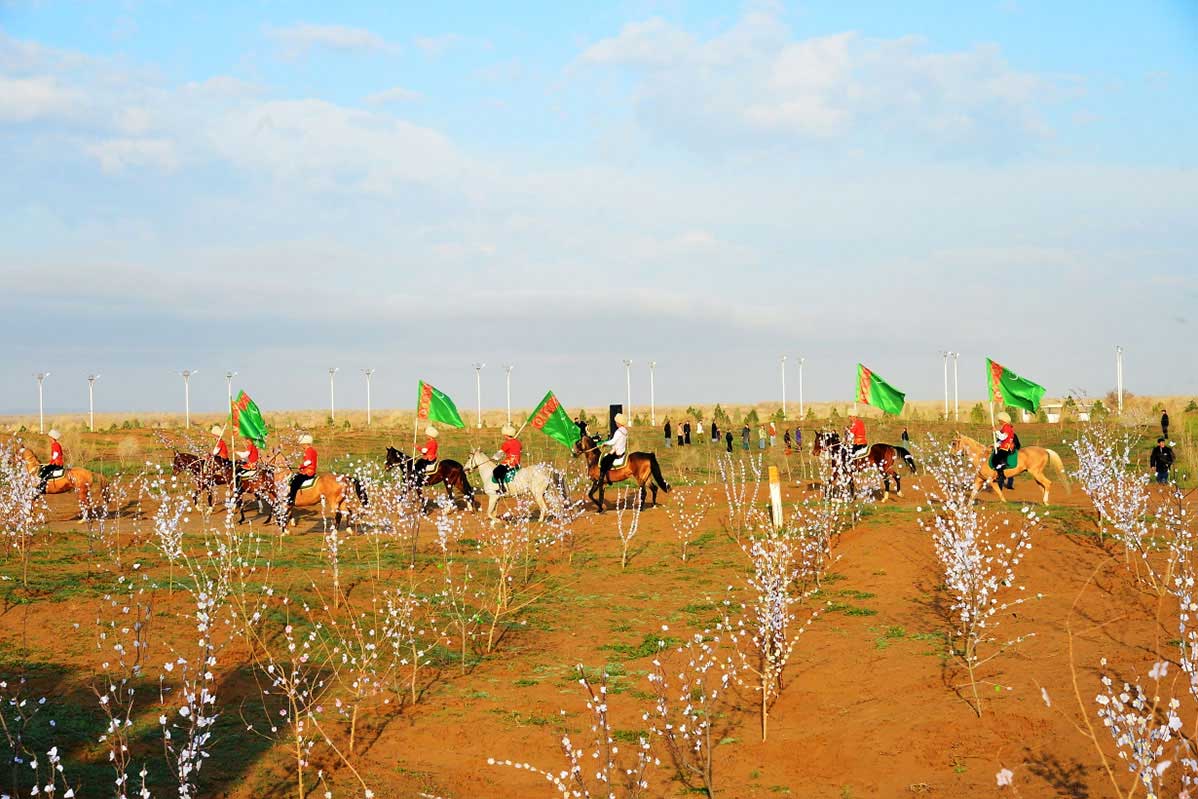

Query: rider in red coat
(287, 434), (318, 509)
(37, 429), (65, 494)
(414, 426), (440, 480)
(847, 416), (868, 459)
(235, 439), (260, 478)
(993, 411), (1016, 489)
(493, 424), (522, 494)
(210, 425), (231, 464)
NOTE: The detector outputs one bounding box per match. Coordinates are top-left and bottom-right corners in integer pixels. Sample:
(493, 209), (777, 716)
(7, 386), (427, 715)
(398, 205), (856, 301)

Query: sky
(1, 1), (1196, 416)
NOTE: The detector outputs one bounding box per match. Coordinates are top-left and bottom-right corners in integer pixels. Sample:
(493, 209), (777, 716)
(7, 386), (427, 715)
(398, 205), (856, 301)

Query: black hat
(1158, 437), (1167, 443)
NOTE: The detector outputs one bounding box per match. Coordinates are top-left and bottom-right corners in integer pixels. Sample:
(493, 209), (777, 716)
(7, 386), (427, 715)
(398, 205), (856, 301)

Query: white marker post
(768, 465), (783, 530)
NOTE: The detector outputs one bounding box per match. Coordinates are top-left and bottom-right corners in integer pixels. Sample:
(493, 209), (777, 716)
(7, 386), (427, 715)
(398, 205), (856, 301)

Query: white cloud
(366, 86), (422, 105)
(85, 137), (179, 174)
(0, 75), (78, 121)
(414, 33), (464, 55)
(266, 23), (393, 59)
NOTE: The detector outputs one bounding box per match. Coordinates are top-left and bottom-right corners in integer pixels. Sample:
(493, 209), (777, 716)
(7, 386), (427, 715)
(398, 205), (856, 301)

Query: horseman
(235, 437), (261, 479)
(598, 413), (629, 485)
(36, 428), (65, 494)
(209, 425), (231, 468)
(287, 434), (318, 511)
(846, 415), (868, 460)
(992, 411), (1017, 489)
(492, 424), (522, 494)
(414, 426), (440, 479)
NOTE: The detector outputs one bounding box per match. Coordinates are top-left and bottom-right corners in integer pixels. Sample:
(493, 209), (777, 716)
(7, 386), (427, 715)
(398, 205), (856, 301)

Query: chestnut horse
(384, 447), (478, 510)
(16, 443), (109, 518)
(571, 434), (670, 512)
(952, 433), (1068, 504)
(812, 432), (916, 501)
(172, 451), (233, 507)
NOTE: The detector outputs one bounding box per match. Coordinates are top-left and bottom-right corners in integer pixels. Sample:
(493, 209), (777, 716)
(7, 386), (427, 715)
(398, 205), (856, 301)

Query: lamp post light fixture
(648, 361), (657, 426)
(178, 370), (198, 429)
(1115, 346), (1124, 415)
(951, 352), (960, 422)
(780, 355), (788, 419)
(473, 362), (486, 428)
(797, 357), (806, 420)
(363, 368), (375, 426)
(328, 368), (339, 422)
(225, 371), (238, 409)
(87, 374), (100, 432)
(622, 359), (632, 422)
(939, 351), (950, 420)
(502, 364), (514, 425)
(34, 372), (50, 434)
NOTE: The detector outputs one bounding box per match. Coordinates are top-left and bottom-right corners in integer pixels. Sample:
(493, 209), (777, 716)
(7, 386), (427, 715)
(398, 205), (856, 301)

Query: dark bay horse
(384, 447), (478, 510)
(172, 452), (233, 507)
(812, 432), (916, 501)
(571, 434), (670, 512)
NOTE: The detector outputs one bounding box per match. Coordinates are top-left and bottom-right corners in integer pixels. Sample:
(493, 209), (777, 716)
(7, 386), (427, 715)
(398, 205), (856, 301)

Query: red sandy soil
(1, 475), (1188, 799)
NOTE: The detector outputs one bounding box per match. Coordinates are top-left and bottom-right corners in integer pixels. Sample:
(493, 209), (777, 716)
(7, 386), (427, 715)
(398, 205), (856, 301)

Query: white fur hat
(425, 426), (439, 438)
(614, 413), (627, 427)
(47, 429), (61, 440)
(210, 425), (223, 436)
(501, 424), (516, 437)
(996, 411), (1012, 423)
(298, 434), (314, 445)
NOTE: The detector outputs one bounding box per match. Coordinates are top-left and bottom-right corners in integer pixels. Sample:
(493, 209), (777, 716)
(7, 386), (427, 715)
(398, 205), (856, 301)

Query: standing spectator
(575, 414), (589, 439)
(663, 418), (672, 448)
(683, 421), (692, 445)
(697, 419), (705, 442)
(1150, 437), (1174, 484)
(901, 426), (910, 443)
(783, 429), (792, 452)
(741, 424), (750, 450)
(794, 428), (802, 451)
(1162, 409), (1170, 438)
(711, 421), (720, 443)
(768, 421), (777, 447)
(757, 425), (767, 450)
(725, 430), (734, 453)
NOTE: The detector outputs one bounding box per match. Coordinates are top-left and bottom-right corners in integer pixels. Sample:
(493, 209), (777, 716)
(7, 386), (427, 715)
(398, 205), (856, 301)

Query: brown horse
(952, 433), (1069, 504)
(572, 434), (670, 512)
(812, 432), (916, 501)
(16, 444), (109, 518)
(384, 447), (479, 511)
(172, 451), (233, 507)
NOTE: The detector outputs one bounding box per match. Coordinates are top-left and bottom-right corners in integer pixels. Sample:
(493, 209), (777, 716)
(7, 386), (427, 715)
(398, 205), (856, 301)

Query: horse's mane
(955, 433), (983, 447)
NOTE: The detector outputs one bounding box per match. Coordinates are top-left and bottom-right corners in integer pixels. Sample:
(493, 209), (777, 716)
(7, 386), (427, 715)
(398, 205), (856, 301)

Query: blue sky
(1, 1), (1195, 416)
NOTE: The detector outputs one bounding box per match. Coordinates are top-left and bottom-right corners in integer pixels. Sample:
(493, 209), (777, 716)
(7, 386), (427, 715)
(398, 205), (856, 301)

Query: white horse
(464, 450), (559, 522)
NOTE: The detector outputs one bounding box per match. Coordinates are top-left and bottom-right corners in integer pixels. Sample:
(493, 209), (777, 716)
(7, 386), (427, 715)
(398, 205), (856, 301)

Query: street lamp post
(473, 362), (485, 428)
(178, 370), (198, 429)
(797, 357), (805, 419)
(1115, 346), (1124, 415)
(34, 372), (50, 434)
(939, 351), (950, 420)
(622, 359), (632, 422)
(225, 371), (238, 411)
(363, 369), (375, 426)
(951, 352), (960, 422)
(328, 368), (339, 422)
(87, 374), (100, 432)
(503, 364), (513, 425)
(648, 361), (656, 426)
(780, 355), (788, 419)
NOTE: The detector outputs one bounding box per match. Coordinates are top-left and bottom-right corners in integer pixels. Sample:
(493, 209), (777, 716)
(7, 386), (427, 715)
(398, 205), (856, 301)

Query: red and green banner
(856, 364), (906, 415)
(527, 391), (580, 449)
(986, 358), (1046, 413)
(416, 381), (466, 428)
(231, 390), (269, 447)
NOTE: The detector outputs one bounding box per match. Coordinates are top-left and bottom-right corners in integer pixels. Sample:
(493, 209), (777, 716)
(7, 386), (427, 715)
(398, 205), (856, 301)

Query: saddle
(849, 447), (869, 461)
(237, 468), (259, 480)
(46, 467), (65, 479)
(423, 461), (439, 474)
(989, 450), (1018, 470)
(609, 454), (628, 469)
(492, 466), (519, 485)
(297, 475), (317, 490)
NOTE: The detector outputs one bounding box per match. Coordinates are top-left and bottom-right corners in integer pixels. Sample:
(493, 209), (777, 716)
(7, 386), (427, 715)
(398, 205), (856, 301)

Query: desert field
(0, 410), (1195, 799)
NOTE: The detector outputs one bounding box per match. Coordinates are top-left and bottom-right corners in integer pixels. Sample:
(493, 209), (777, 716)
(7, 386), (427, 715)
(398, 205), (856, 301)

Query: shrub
(970, 403), (986, 424)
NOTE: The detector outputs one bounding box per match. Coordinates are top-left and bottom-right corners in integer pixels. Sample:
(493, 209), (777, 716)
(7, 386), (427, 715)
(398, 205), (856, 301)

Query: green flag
(416, 380), (466, 428)
(527, 391), (581, 449)
(856, 364), (906, 415)
(986, 358), (1046, 413)
(231, 390), (268, 447)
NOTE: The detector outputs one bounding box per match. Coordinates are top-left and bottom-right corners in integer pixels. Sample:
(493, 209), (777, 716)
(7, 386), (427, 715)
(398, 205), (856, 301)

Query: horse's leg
(894, 472), (902, 497)
(651, 483), (658, 506)
(1031, 468), (1051, 504)
(487, 493), (498, 521)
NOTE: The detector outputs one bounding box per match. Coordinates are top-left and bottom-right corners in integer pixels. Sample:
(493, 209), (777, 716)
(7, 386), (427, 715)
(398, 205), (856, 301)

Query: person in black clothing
(575, 415), (588, 439)
(711, 421), (719, 443)
(725, 430), (734, 453)
(683, 421), (692, 445)
(1150, 437), (1174, 485)
(1162, 409), (1170, 438)
(664, 418), (672, 448)
(901, 427), (910, 443)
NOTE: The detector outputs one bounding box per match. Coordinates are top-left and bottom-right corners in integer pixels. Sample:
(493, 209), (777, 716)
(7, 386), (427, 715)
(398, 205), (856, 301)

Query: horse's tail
(353, 476), (368, 506)
(895, 446), (917, 474)
(649, 454), (670, 492)
(1046, 448), (1070, 493)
